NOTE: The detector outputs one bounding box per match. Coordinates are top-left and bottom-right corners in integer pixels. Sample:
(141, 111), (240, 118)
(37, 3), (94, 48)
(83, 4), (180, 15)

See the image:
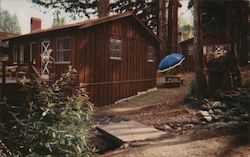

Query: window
(207, 45), (214, 53)
(30, 42), (36, 64)
(110, 39), (122, 59)
(56, 38), (70, 63)
(188, 45), (193, 55)
(147, 46), (155, 62)
(13, 45), (18, 64)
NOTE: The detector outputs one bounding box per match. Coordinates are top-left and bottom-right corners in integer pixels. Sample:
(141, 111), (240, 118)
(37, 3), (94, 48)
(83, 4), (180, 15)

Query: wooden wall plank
(7, 17), (158, 107)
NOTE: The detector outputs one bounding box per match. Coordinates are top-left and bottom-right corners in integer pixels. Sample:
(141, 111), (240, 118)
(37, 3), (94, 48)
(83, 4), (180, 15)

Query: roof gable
(179, 34), (228, 46)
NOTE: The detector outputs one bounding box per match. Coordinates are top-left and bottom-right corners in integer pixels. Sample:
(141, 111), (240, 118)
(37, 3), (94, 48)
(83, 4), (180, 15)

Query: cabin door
(41, 41), (51, 79)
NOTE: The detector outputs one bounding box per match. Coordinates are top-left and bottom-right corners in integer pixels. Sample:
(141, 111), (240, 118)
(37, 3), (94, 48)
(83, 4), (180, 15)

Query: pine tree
(0, 10), (21, 34)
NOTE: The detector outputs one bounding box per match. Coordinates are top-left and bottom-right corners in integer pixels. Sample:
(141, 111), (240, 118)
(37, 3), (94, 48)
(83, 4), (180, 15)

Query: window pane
(110, 39), (122, 59)
(63, 51), (70, 61)
(63, 39), (70, 49)
(207, 45), (213, 53)
(188, 45), (193, 55)
(148, 46), (154, 61)
(56, 38), (70, 62)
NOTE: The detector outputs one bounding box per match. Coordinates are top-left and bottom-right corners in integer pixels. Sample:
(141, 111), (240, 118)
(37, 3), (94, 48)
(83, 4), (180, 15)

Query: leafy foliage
(0, 9), (21, 34)
(31, 0), (158, 32)
(2, 66), (94, 156)
(52, 13), (65, 27)
(110, 0), (158, 32)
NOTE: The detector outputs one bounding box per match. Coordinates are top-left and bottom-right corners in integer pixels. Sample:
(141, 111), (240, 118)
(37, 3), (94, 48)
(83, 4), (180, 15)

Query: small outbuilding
(179, 34), (230, 72)
(3, 12), (160, 106)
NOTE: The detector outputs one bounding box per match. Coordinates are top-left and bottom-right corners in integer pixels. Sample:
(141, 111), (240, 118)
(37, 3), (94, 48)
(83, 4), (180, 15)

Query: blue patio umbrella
(158, 53), (185, 73)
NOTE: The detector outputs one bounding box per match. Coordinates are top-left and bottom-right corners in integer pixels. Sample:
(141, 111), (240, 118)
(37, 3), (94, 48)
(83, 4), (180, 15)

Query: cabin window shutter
(110, 39), (122, 59)
(56, 37), (70, 63)
(147, 46), (154, 62)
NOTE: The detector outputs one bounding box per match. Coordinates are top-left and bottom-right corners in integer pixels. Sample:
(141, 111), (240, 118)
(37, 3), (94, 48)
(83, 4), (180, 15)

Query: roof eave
(3, 12), (160, 44)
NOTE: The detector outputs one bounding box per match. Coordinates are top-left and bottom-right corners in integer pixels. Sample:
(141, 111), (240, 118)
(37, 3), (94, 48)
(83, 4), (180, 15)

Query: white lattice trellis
(215, 45), (227, 57)
(41, 41), (53, 79)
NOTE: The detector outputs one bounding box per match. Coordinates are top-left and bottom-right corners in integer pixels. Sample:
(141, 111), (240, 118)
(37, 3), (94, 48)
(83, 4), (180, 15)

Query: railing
(31, 65), (42, 79)
(0, 62), (44, 85)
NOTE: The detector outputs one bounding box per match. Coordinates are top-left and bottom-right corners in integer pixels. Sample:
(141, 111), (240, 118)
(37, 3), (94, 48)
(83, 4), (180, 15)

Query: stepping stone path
(94, 116), (166, 143)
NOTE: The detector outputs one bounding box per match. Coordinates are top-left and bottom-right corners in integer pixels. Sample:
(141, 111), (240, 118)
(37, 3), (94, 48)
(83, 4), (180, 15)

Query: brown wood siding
(8, 29), (79, 76)
(78, 18), (157, 106)
(7, 17), (158, 107)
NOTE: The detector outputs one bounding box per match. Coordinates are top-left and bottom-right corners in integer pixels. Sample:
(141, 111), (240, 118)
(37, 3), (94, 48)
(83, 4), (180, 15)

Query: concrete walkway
(96, 120), (166, 143)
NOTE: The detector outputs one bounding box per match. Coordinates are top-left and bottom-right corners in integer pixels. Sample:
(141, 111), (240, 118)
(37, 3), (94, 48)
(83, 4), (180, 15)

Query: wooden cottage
(179, 34), (230, 72)
(3, 12), (160, 106)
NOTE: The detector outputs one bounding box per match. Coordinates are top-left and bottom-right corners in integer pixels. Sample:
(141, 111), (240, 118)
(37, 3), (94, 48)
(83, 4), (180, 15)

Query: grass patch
(99, 73), (194, 112)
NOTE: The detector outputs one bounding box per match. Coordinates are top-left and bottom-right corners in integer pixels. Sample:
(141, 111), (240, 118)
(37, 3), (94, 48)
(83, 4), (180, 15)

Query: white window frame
(13, 45), (18, 64)
(30, 42), (36, 64)
(55, 37), (71, 64)
(147, 46), (155, 62)
(110, 39), (122, 60)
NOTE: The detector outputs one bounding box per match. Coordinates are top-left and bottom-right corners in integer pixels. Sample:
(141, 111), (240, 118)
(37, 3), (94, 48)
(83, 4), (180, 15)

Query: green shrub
(5, 66), (94, 156)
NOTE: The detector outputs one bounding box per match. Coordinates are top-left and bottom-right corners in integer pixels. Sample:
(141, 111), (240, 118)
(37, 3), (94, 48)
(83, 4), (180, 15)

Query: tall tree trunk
(237, 0), (248, 66)
(157, 0), (167, 59)
(228, 0), (241, 87)
(171, 0), (180, 53)
(98, 0), (110, 18)
(167, 0), (173, 55)
(193, 0), (208, 98)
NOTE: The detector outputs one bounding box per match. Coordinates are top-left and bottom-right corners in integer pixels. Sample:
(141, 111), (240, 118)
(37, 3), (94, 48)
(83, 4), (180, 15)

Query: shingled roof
(3, 12), (160, 43)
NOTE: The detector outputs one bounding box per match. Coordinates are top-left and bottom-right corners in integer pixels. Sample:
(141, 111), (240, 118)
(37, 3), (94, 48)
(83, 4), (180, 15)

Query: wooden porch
(0, 61), (43, 86)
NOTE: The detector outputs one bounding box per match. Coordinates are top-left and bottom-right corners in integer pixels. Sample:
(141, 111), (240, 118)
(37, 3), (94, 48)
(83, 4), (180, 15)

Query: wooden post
(1, 61), (6, 98)
(2, 61), (6, 85)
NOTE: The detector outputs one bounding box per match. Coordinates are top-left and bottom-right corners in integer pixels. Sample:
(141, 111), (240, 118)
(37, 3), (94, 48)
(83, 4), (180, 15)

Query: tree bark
(98, 0), (110, 18)
(193, 0), (208, 98)
(237, 0), (248, 66)
(228, 0), (241, 87)
(167, 0), (173, 55)
(157, 0), (167, 59)
(171, 0), (180, 53)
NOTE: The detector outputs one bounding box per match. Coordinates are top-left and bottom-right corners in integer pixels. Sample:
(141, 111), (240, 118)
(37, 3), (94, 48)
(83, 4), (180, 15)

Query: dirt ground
(103, 135), (250, 157)
(95, 68), (250, 157)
